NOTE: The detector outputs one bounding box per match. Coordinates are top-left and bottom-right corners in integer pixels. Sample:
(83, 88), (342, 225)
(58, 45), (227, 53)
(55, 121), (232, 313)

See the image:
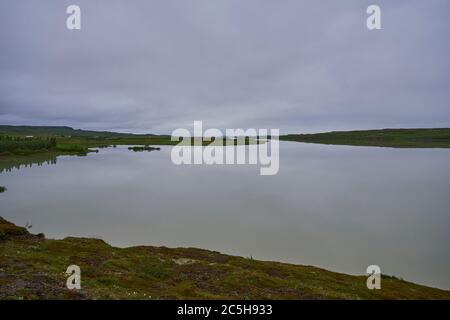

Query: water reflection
(1, 144), (450, 290)
(0, 154), (58, 174)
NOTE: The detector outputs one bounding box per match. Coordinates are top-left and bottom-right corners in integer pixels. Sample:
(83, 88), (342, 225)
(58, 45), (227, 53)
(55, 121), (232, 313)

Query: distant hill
(3, 125), (450, 148)
(280, 128), (450, 148)
(0, 125), (160, 138)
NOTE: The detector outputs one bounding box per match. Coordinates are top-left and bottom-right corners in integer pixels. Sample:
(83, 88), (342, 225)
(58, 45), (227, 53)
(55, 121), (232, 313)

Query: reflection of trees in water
(0, 154), (58, 174)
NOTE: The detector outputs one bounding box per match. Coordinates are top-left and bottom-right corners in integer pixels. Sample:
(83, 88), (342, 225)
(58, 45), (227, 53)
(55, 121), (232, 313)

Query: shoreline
(280, 128), (450, 148)
(1, 217), (449, 300)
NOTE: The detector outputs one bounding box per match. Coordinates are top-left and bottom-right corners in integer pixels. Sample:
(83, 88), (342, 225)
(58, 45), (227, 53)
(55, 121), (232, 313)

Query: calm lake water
(1, 142), (450, 290)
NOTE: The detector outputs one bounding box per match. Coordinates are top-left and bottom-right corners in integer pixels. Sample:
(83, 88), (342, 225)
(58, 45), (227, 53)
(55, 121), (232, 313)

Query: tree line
(0, 136), (57, 155)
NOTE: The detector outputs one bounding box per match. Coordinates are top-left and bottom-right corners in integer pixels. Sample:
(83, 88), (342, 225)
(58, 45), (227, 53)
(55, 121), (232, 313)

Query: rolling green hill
(0, 125), (158, 138)
(0, 125), (174, 158)
(280, 128), (450, 148)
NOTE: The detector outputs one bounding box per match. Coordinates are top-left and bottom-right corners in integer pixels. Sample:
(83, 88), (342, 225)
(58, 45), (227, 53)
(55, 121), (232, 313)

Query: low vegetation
(280, 128), (450, 148)
(0, 135), (92, 157)
(0, 186), (5, 193)
(0, 217), (449, 300)
(0, 126), (261, 160)
(0, 125), (176, 159)
(0, 136), (57, 156)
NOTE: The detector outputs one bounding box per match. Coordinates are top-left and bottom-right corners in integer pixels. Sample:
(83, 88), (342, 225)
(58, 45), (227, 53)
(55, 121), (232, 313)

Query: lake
(1, 142), (449, 290)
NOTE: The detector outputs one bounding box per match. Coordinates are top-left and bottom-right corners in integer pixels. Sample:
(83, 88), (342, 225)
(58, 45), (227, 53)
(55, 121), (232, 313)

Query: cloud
(0, 0), (449, 133)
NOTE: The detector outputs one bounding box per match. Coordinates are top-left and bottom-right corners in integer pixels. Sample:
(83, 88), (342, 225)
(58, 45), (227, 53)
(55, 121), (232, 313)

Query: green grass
(1, 217), (449, 300)
(0, 125), (176, 159)
(0, 186), (5, 193)
(55, 143), (91, 154)
(0, 125), (262, 160)
(3, 126), (450, 153)
(280, 128), (450, 148)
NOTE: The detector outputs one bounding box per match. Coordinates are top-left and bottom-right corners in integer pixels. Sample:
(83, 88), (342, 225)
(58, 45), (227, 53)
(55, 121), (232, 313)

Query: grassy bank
(0, 136), (93, 158)
(280, 128), (450, 148)
(0, 126), (175, 160)
(0, 125), (260, 161)
(4, 126), (450, 155)
(0, 217), (449, 300)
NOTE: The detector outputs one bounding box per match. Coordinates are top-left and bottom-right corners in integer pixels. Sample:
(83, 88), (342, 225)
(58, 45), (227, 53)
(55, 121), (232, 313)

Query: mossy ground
(1, 217), (449, 300)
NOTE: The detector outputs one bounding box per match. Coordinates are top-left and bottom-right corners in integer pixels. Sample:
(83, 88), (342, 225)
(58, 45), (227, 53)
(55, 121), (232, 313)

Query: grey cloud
(0, 0), (449, 133)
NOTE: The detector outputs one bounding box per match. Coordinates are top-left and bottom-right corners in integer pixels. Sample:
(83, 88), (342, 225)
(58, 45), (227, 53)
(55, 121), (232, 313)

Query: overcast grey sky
(0, 0), (449, 134)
